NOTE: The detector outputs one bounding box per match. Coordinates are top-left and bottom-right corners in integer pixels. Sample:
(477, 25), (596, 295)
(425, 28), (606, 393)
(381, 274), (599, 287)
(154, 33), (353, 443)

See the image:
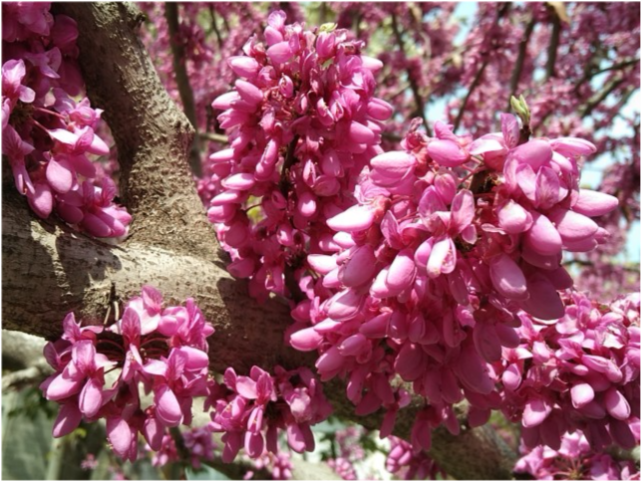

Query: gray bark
(2, 3), (517, 479)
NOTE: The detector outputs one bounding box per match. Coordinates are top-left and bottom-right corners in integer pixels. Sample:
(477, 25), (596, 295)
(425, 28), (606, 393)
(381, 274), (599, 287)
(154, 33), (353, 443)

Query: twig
(453, 60), (489, 132)
(545, 6), (562, 81)
(199, 131), (229, 143)
(165, 2), (202, 177)
(208, 5), (224, 49)
(507, 15), (536, 110)
(592, 57), (639, 76)
(581, 76), (626, 118)
(391, 12), (432, 136)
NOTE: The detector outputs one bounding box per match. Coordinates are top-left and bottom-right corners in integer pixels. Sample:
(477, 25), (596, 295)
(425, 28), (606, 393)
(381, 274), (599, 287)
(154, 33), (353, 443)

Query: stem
(453, 61), (489, 132)
(507, 14), (536, 111)
(199, 131), (229, 143)
(391, 12), (432, 136)
(581, 76), (626, 118)
(545, 6), (562, 81)
(165, 2), (202, 177)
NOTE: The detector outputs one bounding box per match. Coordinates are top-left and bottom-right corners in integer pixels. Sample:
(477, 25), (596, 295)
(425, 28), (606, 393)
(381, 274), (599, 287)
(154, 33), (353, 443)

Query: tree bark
(2, 3), (517, 479)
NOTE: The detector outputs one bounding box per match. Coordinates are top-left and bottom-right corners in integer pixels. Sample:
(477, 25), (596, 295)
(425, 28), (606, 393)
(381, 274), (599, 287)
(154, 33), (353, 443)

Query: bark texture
(2, 3), (517, 479)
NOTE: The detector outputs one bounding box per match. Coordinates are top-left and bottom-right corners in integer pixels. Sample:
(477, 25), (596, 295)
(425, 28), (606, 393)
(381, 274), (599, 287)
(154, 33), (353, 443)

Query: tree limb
(165, 2), (202, 177)
(544, 6), (562, 81)
(390, 12), (432, 136)
(507, 14), (536, 111)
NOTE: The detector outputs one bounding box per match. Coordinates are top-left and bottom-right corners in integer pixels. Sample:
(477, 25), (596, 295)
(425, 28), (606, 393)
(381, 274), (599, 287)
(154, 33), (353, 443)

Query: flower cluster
(386, 436), (442, 480)
(497, 292), (640, 451)
(40, 286), (214, 461)
(206, 365), (332, 462)
(2, 2), (130, 237)
(514, 430), (639, 480)
(289, 112), (620, 451)
(205, 10), (392, 301)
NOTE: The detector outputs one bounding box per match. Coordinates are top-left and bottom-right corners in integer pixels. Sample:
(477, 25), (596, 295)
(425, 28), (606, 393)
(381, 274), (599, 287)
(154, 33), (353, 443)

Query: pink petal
(266, 41), (293, 63)
(106, 417), (133, 458)
(497, 200), (533, 234)
(570, 383), (595, 409)
(79, 378), (103, 417)
(427, 237), (456, 278)
(394, 343), (425, 381)
(548, 209), (598, 242)
(340, 245), (377, 287)
(326, 205), (374, 232)
(289, 327), (323, 351)
(451, 189), (475, 233)
(604, 388), (630, 420)
(228, 56), (260, 78)
(428, 139), (469, 167)
(489, 254), (528, 300)
(155, 385), (183, 426)
(385, 248), (416, 292)
(286, 423), (306, 453)
(519, 273), (565, 321)
(572, 189), (618, 217)
(370, 151), (415, 186)
(522, 396), (552, 428)
(327, 288), (363, 321)
(550, 137), (596, 157)
(349, 120), (376, 144)
(46, 157), (73, 193)
(523, 214), (562, 256)
(142, 416), (163, 451)
(52, 403), (82, 437)
(513, 139), (552, 170)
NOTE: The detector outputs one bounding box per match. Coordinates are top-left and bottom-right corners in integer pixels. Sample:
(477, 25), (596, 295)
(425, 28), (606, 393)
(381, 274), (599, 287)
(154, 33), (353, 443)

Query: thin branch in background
(592, 57), (640, 76)
(200, 131), (229, 143)
(165, 2), (202, 177)
(319, 1), (328, 25)
(208, 4), (224, 49)
(545, 6), (562, 81)
(453, 60), (489, 132)
(507, 14), (536, 111)
(454, 3), (510, 132)
(391, 11), (432, 136)
(581, 76), (626, 118)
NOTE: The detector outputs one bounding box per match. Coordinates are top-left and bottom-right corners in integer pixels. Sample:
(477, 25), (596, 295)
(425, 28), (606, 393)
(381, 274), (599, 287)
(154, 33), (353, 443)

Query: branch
(454, 4), (510, 132)
(56, 2), (209, 256)
(390, 12), (431, 136)
(200, 131), (229, 143)
(507, 15), (536, 110)
(165, 2), (202, 177)
(544, 6), (562, 81)
(581, 76), (626, 118)
(453, 61), (489, 133)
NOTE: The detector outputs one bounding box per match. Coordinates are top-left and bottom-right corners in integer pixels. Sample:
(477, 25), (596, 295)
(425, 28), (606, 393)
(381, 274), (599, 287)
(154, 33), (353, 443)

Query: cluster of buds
(497, 292), (640, 451)
(205, 10), (392, 301)
(206, 365), (332, 462)
(2, 2), (130, 238)
(40, 286), (214, 460)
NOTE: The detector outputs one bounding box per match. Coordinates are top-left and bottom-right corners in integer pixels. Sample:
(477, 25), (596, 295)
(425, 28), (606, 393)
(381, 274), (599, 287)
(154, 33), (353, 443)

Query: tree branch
(165, 2), (202, 177)
(544, 6), (562, 81)
(390, 12), (431, 136)
(507, 14), (536, 111)
(581, 76), (626, 118)
(56, 2), (209, 256)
